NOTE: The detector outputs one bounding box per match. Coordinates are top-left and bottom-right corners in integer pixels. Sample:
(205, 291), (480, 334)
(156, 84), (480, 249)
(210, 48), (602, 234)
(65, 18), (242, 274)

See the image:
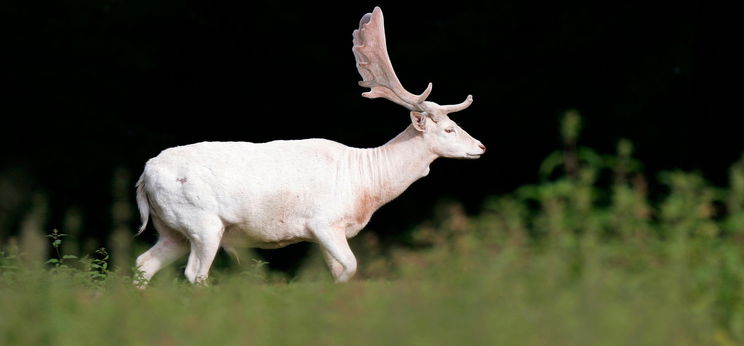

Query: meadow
(3, 113), (744, 345)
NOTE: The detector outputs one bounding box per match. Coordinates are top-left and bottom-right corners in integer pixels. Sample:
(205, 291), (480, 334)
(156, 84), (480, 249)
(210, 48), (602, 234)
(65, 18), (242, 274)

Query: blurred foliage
(4, 112), (744, 344)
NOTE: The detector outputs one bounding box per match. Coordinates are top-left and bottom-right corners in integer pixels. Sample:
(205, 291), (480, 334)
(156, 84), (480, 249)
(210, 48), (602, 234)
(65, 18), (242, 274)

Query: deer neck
(350, 125), (438, 207)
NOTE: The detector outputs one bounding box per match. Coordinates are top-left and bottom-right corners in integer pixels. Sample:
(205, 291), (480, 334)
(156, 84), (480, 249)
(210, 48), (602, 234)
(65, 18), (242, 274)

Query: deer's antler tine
(441, 95), (474, 114)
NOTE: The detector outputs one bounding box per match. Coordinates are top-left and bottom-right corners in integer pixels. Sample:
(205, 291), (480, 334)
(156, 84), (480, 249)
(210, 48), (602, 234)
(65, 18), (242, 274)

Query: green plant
(45, 229), (77, 269)
(88, 247), (109, 282)
(0, 249), (18, 285)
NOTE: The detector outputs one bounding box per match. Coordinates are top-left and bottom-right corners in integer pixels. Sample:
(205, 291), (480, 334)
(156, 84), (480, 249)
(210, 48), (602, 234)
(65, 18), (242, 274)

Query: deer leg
(182, 215), (224, 284)
(135, 218), (188, 286)
(321, 248), (345, 280)
(312, 226), (357, 282)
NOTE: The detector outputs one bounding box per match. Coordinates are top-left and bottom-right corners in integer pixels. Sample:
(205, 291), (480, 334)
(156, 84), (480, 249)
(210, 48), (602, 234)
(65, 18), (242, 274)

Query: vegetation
(3, 112), (744, 345)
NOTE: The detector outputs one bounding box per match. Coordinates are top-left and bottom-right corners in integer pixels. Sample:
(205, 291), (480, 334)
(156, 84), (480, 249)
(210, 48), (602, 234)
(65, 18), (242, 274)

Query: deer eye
(444, 128), (455, 134)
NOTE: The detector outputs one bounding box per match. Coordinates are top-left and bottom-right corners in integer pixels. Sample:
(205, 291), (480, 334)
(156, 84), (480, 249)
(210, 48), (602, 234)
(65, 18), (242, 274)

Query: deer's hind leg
(135, 217), (189, 285)
(181, 214), (225, 284)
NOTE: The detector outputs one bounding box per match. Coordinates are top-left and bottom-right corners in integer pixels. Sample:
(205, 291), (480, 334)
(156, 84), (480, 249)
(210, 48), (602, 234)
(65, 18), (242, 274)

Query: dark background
(0, 1), (737, 268)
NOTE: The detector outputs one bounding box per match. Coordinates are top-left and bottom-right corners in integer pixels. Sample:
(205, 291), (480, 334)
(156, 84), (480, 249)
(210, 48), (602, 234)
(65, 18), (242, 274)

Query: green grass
(3, 112), (744, 345)
(2, 231), (744, 345)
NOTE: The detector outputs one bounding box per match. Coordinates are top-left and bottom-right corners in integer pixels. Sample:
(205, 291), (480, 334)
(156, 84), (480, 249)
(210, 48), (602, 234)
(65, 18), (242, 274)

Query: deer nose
(478, 143), (486, 153)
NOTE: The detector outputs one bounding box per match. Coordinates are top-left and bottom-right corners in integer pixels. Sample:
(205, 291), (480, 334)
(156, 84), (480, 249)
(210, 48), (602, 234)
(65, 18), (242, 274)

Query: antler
(352, 7), (473, 119)
(442, 95), (474, 113)
(352, 7), (432, 112)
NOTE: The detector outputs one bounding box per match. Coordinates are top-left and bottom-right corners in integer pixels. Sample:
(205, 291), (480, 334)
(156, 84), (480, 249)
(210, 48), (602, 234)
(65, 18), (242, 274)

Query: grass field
(3, 218), (744, 345)
(3, 114), (744, 345)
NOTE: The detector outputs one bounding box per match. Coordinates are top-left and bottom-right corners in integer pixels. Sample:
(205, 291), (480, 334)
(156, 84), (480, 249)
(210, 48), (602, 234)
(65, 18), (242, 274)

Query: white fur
(135, 7), (485, 285)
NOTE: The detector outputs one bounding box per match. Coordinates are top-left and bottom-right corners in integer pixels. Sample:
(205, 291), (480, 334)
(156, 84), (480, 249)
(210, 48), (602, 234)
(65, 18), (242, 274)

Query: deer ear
(410, 111), (428, 132)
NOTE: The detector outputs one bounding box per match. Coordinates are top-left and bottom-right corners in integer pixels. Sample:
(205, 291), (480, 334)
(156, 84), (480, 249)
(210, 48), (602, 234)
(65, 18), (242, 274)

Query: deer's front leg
(312, 226), (357, 282)
(321, 248), (345, 281)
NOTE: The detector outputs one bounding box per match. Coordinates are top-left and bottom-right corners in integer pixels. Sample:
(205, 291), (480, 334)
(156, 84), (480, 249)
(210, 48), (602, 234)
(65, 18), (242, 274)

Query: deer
(134, 7), (485, 285)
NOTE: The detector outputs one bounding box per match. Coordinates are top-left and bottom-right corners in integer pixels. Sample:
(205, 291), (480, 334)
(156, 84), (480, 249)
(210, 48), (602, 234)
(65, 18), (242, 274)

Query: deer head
(352, 7), (486, 159)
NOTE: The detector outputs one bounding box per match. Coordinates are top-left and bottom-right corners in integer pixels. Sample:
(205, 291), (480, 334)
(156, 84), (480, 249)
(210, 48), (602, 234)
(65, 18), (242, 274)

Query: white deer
(134, 7), (485, 285)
